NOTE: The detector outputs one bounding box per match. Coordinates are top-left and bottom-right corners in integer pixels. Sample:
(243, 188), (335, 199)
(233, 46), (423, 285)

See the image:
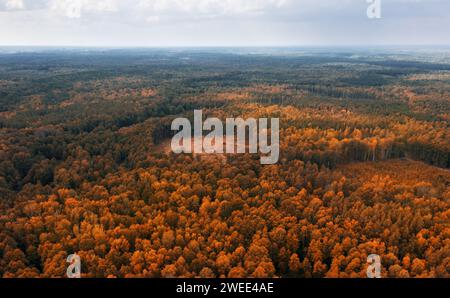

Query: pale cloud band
(4, 0), (25, 10)
(0, 0), (449, 46)
(0, 0), (288, 19)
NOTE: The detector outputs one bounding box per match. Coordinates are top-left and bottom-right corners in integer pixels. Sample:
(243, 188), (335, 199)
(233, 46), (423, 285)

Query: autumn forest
(0, 48), (449, 278)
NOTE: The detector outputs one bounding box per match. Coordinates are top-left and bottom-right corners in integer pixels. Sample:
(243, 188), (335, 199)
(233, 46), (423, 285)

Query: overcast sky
(0, 0), (449, 46)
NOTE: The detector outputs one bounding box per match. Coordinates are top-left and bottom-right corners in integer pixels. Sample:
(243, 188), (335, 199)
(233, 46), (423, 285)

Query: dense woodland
(0, 48), (449, 277)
